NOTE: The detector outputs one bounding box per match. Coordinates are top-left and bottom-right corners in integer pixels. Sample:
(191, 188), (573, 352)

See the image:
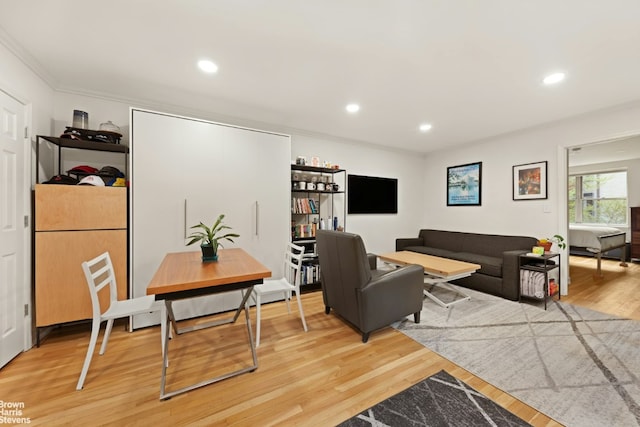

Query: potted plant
(186, 214), (240, 261)
(537, 234), (566, 252)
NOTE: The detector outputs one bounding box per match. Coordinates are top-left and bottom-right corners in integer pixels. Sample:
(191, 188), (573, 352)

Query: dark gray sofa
(396, 229), (537, 301)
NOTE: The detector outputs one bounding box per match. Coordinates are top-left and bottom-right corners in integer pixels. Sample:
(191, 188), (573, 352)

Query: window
(569, 170), (628, 225)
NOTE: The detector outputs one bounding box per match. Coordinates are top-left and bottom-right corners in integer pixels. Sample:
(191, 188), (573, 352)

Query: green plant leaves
(186, 214), (240, 248)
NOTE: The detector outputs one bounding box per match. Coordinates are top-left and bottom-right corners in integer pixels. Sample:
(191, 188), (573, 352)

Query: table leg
(159, 287), (259, 400)
(423, 277), (471, 309)
(170, 288), (254, 334)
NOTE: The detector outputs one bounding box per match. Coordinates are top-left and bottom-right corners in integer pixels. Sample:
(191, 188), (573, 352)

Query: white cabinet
(131, 109), (290, 327)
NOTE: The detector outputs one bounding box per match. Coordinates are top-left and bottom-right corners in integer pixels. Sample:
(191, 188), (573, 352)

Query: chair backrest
(316, 230), (373, 326)
(316, 230), (372, 289)
(284, 242), (305, 287)
(81, 252), (118, 319)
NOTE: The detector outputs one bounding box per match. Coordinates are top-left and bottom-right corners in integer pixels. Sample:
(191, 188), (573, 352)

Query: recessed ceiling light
(419, 123), (432, 132)
(346, 103), (360, 113)
(198, 59), (218, 74)
(543, 72), (566, 85)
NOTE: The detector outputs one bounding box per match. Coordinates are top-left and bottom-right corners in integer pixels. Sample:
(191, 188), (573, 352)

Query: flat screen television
(348, 174), (398, 214)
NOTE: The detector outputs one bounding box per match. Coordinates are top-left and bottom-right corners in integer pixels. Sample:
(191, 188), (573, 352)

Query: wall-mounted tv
(348, 174), (398, 214)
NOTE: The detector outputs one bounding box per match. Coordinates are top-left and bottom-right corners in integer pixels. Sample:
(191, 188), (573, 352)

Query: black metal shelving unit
(519, 252), (561, 310)
(36, 135), (129, 183)
(291, 164), (346, 292)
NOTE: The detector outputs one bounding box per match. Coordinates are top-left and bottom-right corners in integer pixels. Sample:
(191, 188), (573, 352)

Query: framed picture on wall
(513, 161), (547, 200)
(447, 162), (482, 206)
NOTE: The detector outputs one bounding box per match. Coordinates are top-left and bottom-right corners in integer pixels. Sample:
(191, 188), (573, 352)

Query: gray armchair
(316, 230), (424, 343)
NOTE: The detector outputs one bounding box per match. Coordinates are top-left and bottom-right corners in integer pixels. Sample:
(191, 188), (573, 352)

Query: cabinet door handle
(255, 201), (259, 236)
(184, 199), (188, 239)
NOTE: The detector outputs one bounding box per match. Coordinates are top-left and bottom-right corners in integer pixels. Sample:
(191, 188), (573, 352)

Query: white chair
(249, 242), (308, 347)
(76, 252), (168, 390)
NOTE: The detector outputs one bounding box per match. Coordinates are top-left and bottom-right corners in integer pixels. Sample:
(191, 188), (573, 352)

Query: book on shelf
(293, 223), (317, 238)
(292, 197), (319, 214)
(300, 263), (320, 285)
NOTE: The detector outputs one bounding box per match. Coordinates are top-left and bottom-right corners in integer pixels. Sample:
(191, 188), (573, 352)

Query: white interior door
(0, 90), (26, 368)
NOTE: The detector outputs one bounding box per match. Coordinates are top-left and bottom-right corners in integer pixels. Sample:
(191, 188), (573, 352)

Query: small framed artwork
(513, 161), (547, 200)
(447, 162), (482, 206)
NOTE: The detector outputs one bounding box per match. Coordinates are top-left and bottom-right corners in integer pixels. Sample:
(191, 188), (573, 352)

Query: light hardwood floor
(564, 255), (640, 321)
(0, 256), (635, 426)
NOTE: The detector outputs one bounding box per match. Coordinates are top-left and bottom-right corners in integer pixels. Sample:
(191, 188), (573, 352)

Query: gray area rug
(338, 369), (531, 427)
(396, 285), (640, 427)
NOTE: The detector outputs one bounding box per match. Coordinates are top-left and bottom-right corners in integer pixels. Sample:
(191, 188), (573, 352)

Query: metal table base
(423, 274), (472, 309)
(159, 288), (258, 400)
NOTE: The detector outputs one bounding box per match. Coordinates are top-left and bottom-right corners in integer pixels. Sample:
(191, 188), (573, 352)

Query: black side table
(519, 252), (561, 310)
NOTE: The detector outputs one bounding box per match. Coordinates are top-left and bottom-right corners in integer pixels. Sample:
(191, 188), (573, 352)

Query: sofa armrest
(396, 237), (423, 251)
(366, 253), (378, 270)
(502, 249), (529, 300)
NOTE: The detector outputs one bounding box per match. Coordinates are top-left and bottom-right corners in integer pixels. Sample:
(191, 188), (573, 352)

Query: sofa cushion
(450, 252), (502, 278)
(402, 246), (459, 259)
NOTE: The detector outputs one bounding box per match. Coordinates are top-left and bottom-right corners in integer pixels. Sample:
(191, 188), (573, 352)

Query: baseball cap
(43, 174), (79, 185)
(98, 166), (125, 186)
(78, 175), (105, 186)
(68, 165), (99, 175)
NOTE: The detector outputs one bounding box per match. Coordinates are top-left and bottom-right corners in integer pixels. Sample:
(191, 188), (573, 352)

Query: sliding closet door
(131, 109), (290, 328)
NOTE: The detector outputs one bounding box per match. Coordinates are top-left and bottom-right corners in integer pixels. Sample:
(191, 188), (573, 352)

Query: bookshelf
(291, 164), (346, 290)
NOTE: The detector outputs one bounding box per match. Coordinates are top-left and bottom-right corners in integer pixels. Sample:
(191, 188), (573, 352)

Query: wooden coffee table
(378, 251), (480, 309)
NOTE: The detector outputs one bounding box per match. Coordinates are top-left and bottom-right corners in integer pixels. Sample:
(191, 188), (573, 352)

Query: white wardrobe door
(219, 128), (291, 276)
(131, 110), (290, 327)
(221, 129), (291, 306)
(183, 123), (291, 311)
(131, 111), (192, 327)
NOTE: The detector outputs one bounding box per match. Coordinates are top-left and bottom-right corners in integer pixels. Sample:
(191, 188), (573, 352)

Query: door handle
(255, 201), (259, 236)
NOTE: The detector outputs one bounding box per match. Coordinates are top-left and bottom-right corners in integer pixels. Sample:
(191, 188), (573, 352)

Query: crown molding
(0, 26), (58, 89)
(57, 86), (426, 157)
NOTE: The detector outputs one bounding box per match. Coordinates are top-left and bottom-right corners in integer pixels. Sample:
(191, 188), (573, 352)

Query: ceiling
(2, 0), (640, 154)
(569, 134), (640, 167)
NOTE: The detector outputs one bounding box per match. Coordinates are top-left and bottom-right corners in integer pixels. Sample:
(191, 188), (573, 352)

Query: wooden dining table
(146, 248), (271, 400)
